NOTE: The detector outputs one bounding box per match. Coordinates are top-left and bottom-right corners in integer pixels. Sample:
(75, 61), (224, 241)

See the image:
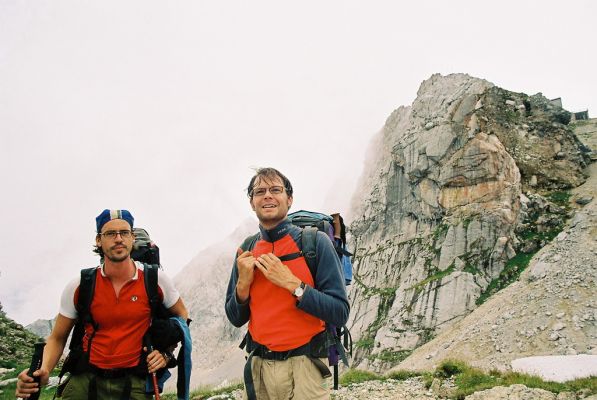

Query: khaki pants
(243, 355), (330, 400)
(58, 372), (152, 400)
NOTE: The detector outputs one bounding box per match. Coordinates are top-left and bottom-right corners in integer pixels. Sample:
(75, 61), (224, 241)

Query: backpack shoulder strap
(68, 267), (97, 352)
(301, 226), (318, 286)
(143, 263), (160, 317)
(240, 233), (260, 252)
(77, 267), (97, 319)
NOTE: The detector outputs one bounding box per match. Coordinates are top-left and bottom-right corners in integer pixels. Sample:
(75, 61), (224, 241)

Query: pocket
(56, 375), (73, 398)
(291, 356), (329, 399)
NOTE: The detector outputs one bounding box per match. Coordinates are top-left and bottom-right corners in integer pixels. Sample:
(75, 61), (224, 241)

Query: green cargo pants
(57, 372), (152, 400)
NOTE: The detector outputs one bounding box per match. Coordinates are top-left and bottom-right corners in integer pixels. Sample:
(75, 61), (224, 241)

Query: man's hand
(15, 368), (49, 399)
(145, 348), (169, 374)
(255, 253), (301, 293)
(236, 249), (256, 303)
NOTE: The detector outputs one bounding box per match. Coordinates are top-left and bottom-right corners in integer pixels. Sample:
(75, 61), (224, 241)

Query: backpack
(287, 210), (353, 285)
(131, 227), (161, 267)
(241, 210), (353, 390)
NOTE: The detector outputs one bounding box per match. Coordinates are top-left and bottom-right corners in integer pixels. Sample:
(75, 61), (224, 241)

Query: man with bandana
(16, 209), (188, 399)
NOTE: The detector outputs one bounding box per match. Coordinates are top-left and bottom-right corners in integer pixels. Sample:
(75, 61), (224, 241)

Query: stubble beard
(106, 253), (130, 263)
(104, 244), (131, 263)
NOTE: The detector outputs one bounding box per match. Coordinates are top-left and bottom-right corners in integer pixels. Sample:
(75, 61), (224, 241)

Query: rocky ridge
(346, 73), (591, 372)
(26, 317), (55, 339)
(0, 302), (42, 396)
(0, 302), (41, 369)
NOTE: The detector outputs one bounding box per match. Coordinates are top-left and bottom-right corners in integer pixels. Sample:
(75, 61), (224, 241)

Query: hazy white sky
(1, 0), (595, 325)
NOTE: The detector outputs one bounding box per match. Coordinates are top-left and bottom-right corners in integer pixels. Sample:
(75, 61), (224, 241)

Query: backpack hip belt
(245, 330), (328, 361)
(88, 365), (146, 379)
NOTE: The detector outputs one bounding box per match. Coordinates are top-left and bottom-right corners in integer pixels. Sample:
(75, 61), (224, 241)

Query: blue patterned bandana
(96, 209), (134, 232)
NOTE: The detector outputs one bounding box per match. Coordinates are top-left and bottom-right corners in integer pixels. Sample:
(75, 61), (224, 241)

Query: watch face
(294, 286), (304, 297)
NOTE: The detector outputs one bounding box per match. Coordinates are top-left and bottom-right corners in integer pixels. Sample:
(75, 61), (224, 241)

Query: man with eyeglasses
(225, 168), (349, 400)
(16, 209), (188, 400)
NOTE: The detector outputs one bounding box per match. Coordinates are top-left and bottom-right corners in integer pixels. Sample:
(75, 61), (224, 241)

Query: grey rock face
(393, 161), (597, 376)
(346, 73), (589, 371)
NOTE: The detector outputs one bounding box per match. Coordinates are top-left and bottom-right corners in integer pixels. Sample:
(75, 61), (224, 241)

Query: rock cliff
(347, 73), (591, 372)
(395, 161), (596, 373)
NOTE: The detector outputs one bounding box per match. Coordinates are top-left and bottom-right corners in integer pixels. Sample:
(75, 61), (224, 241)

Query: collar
(259, 218), (293, 242)
(100, 260), (141, 280)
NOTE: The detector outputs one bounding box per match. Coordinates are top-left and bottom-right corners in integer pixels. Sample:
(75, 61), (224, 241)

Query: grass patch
(355, 290), (397, 358)
(499, 108), (520, 124)
(336, 360), (596, 398)
(386, 369), (424, 381)
(476, 252), (534, 305)
(339, 369), (382, 385)
(433, 360), (597, 399)
(432, 223), (450, 241)
(546, 191), (572, 207)
(411, 266), (455, 292)
(372, 349), (412, 364)
(354, 337), (374, 350)
(418, 328), (435, 345)
(435, 359), (468, 378)
(352, 275), (398, 300)
(452, 368), (499, 396)
(518, 225), (563, 244)
(463, 263), (481, 275)
(0, 360), (18, 369)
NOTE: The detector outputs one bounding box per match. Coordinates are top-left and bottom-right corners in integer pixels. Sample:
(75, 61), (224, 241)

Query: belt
(89, 365), (140, 379)
(253, 340), (313, 361)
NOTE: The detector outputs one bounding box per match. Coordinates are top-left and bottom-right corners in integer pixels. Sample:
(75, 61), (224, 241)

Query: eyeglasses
(100, 230), (133, 239)
(251, 186), (285, 197)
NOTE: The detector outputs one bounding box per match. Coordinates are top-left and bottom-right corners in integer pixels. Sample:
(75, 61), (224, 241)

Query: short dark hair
(247, 167), (293, 199)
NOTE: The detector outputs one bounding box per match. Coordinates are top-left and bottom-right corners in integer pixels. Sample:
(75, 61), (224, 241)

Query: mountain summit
(346, 73), (592, 372)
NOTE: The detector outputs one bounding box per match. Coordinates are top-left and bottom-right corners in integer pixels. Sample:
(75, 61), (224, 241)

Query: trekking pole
(27, 342), (46, 400)
(149, 347), (161, 400)
(151, 369), (161, 400)
(144, 337), (161, 400)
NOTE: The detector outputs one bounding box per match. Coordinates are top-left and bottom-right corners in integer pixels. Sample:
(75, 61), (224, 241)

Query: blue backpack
(287, 210), (353, 390)
(287, 210), (353, 286)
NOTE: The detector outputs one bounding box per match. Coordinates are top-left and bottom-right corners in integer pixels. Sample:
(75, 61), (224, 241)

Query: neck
(103, 257), (135, 281)
(259, 215), (289, 231)
(259, 219), (291, 242)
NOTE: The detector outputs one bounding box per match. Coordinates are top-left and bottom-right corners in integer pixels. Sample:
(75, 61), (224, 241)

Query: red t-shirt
(76, 269), (158, 369)
(248, 234), (325, 351)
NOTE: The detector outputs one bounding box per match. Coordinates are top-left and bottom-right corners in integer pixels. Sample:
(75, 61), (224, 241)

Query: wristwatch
(293, 282), (306, 298)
